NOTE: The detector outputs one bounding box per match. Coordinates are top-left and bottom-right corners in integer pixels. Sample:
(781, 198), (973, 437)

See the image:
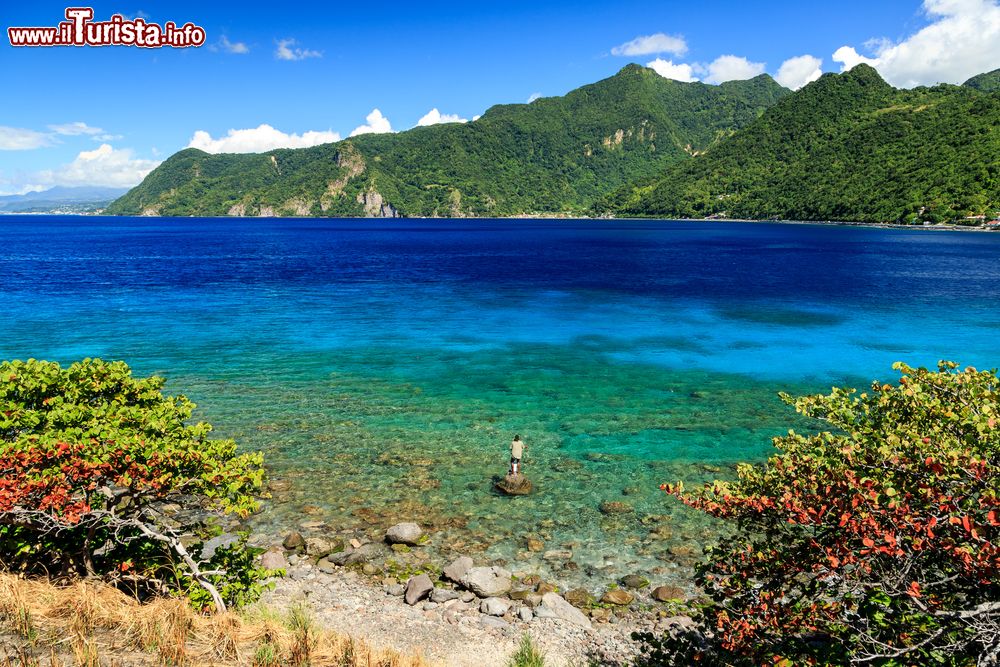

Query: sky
(1, 0), (999, 195)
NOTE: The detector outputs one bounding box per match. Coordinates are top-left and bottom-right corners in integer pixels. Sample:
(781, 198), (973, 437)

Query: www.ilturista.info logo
(8, 8), (206, 48)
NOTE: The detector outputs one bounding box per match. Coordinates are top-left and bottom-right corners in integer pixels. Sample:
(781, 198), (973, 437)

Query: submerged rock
(494, 473), (533, 495)
(385, 522), (423, 545)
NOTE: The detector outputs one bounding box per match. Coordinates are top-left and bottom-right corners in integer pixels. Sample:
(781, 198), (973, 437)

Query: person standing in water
(510, 434), (525, 475)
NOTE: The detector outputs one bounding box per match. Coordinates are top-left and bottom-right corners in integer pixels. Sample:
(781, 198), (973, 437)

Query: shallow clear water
(2, 217), (999, 588)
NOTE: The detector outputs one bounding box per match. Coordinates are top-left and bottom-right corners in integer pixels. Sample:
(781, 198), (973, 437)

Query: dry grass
(0, 574), (433, 667)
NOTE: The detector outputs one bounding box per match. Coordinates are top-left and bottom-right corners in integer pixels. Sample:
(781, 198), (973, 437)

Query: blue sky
(1, 0), (998, 194)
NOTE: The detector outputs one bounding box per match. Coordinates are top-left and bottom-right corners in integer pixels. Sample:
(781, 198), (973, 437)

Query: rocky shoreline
(254, 520), (696, 665)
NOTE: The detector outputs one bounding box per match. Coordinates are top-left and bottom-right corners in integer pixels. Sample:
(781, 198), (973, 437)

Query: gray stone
(480, 616), (510, 630)
(442, 556), (474, 582)
(260, 549), (288, 572)
(518, 606), (533, 622)
(343, 543), (383, 565)
(430, 588), (460, 603)
(621, 574), (650, 590)
(316, 559), (337, 574)
(460, 591), (477, 603)
(385, 522), (423, 546)
(202, 533), (239, 560)
(422, 601), (439, 611)
(404, 574), (434, 605)
(305, 536), (336, 558)
(537, 593), (593, 628)
(386, 583), (404, 596)
(480, 597), (510, 616)
(459, 566), (512, 597)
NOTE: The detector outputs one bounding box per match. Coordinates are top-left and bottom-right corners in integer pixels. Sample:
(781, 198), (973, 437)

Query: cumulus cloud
(349, 109), (393, 137)
(416, 108), (468, 127)
(775, 55), (824, 90)
(35, 144), (160, 188)
(0, 126), (53, 150)
(526, 92), (542, 103)
(645, 58), (699, 82)
(275, 38), (321, 61)
(833, 0), (1000, 87)
(612, 32), (687, 57)
(214, 36), (249, 54)
(702, 55), (766, 84)
(187, 124), (340, 153)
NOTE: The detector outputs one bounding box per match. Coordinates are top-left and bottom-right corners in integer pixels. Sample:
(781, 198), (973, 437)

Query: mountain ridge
(106, 65), (790, 217)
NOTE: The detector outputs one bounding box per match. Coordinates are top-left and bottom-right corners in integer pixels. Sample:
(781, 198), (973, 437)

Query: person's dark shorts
(510, 456), (521, 465)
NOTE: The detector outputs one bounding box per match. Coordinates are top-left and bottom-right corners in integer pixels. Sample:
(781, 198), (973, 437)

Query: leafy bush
(0, 358), (269, 611)
(659, 361), (999, 665)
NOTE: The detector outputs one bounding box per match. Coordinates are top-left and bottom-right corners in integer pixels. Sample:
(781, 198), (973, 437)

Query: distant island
(106, 64), (1000, 227)
(0, 186), (128, 214)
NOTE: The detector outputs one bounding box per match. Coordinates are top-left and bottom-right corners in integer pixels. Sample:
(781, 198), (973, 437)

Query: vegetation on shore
(604, 65), (1000, 224)
(0, 359), (271, 612)
(644, 361), (1000, 665)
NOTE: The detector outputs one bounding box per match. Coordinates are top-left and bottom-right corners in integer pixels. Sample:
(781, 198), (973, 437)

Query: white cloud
(349, 109), (393, 137)
(187, 124), (340, 153)
(275, 38), (321, 61)
(833, 0), (1000, 87)
(526, 92), (542, 103)
(612, 33), (687, 57)
(703, 55), (766, 84)
(214, 36), (249, 54)
(48, 122), (103, 136)
(832, 46), (878, 71)
(36, 144), (160, 188)
(775, 55), (823, 90)
(645, 58), (699, 82)
(416, 108), (468, 127)
(0, 126), (52, 150)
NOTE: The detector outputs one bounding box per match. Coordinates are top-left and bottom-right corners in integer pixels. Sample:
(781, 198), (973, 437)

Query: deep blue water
(2, 216), (999, 585)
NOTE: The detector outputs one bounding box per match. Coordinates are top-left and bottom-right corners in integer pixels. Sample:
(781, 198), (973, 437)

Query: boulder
(621, 574), (650, 590)
(404, 574), (434, 605)
(601, 589), (634, 606)
(305, 536), (338, 558)
(480, 597), (510, 616)
(518, 606), (533, 622)
(343, 543), (383, 565)
(283, 531), (306, 550)
(481, 616), (510, 630)
(201, 533), (239, 560)
(535, 593), (592, 628)
(442, 556), (474, 583)
(652, 585), (685, 602)
(494, 473), (533, 495)
(260, 549), (288, 572)
(459, 566), (512, 597)
(563, 587), (594, 608)
(430, 587), (460, 603)
(385, 522), (423, 545)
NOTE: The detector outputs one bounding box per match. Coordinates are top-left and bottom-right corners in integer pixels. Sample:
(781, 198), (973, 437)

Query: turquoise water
(2, 217), (999, 588)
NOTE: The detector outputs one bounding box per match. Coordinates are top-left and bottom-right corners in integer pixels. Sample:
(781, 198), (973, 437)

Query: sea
(3, 216), (999, 588)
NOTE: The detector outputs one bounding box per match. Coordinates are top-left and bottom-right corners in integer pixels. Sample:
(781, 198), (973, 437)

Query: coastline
(4, 211), (997, 234)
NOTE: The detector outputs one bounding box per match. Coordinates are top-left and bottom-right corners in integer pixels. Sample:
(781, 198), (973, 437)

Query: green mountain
(606, 65), (1000, 224)
(107, 65), (789, 217)
(964, 68), (1000, 93)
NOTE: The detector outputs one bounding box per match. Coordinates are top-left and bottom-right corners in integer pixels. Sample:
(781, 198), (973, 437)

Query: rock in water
(495, 473), (533, 495)
(385, 522), (423, 545)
